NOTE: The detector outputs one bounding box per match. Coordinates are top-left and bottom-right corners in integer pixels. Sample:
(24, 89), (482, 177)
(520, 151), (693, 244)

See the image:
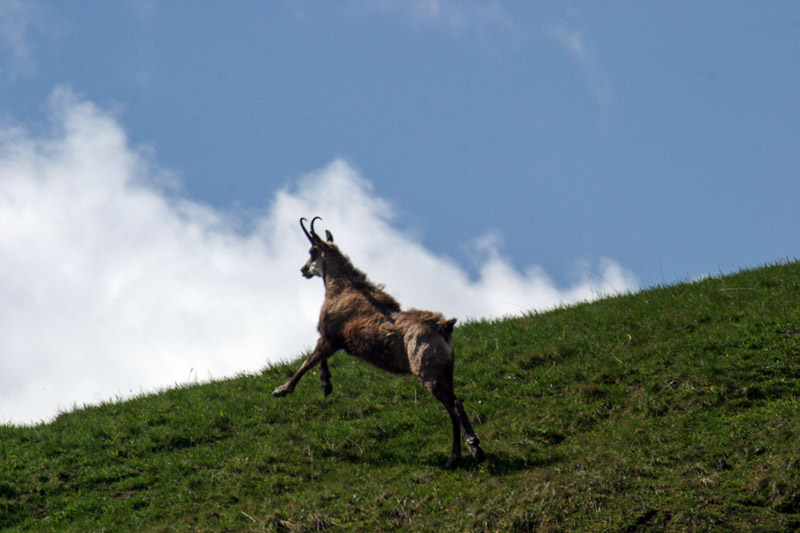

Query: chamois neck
(321, 248), (401, 314)
(322, 248), (373, 293)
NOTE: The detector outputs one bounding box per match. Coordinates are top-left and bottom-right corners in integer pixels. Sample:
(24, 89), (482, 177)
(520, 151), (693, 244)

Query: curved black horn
(309, 216), (323, 239)
(300, 216), (323, 244)
(300, 217), (314, 244)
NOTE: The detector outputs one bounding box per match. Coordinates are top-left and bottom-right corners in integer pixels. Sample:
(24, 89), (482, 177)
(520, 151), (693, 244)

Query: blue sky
(1, 1), (798, 423)
(6, 0), (797, 283)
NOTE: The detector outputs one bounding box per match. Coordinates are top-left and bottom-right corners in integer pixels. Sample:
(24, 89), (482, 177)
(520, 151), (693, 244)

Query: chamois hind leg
(273, 338), (333, 397)
(422, 372), (485, 466)
(423, 379), (463, 469)
(319, 359), (333, 396)
(448, 351), (485, 462)
(453, 397), (485, 463)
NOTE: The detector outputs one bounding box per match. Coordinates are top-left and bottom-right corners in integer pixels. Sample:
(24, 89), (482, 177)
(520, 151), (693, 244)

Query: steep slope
(1, 261), (799, 531)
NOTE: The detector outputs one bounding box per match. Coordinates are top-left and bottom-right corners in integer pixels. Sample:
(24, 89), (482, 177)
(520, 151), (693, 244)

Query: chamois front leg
(273, 338), (334, 397)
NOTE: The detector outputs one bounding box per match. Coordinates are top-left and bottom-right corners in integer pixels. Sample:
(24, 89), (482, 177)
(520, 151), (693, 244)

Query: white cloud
(551, 24), (613, 109)
(0, 0), (44, 79)
(0, 87), (638, 425)
(551, 25), (589, 61)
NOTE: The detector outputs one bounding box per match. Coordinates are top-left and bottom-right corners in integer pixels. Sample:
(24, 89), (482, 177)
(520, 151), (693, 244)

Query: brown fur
(273, 218), (485, 468)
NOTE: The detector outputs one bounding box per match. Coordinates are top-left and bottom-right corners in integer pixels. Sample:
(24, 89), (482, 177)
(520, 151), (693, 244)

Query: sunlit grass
(1, 261), (799, 530)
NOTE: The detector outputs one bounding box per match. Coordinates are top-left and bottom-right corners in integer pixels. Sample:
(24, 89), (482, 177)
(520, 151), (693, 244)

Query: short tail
(438, 317), (457, 337)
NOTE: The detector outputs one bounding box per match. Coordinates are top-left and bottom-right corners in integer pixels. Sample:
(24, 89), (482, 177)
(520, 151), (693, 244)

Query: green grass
(2, 260), (799, 531)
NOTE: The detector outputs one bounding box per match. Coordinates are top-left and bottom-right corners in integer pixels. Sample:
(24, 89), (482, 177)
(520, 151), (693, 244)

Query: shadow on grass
(417, 450), (562, 474)
(312, 432), (563, 473)
(484, 451), (562, 475)
(317, 446), (561, 474)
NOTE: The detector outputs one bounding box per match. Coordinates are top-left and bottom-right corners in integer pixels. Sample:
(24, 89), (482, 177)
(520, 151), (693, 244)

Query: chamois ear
(325, 230), (334, 243)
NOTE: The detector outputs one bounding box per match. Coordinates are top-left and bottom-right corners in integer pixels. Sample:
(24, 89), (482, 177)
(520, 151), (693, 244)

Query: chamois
(273, 217), (485, 468)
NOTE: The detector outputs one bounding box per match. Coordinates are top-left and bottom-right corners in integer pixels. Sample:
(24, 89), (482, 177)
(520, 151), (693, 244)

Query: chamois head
(300, 216), (334, 279)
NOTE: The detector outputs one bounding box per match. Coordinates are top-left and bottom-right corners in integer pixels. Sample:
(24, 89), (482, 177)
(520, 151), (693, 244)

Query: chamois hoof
(321, 382), (333, 397)
(445, 455), (461, 470)
(466, 436), (485, 462)
(472, 446), (486, 463)
(272, 383), (293, 397)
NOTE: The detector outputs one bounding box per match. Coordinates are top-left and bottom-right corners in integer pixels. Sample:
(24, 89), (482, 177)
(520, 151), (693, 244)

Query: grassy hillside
(1, 261), (799, 531)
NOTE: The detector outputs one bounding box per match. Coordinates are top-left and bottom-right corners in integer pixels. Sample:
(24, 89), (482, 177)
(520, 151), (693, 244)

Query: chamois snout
(301, 251), (323, 279)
